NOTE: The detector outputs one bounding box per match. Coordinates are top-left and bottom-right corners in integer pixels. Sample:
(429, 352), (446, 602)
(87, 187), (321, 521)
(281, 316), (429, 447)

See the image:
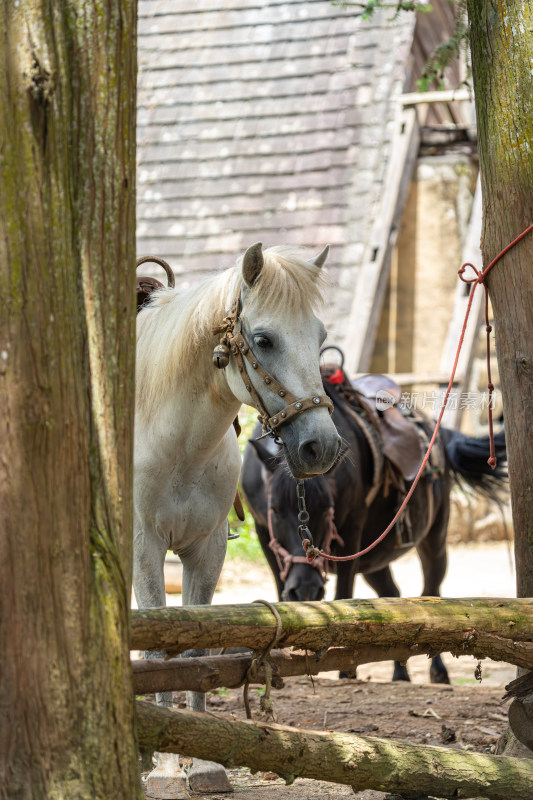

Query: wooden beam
(131, 597), (533, 668)
(136, 701), (533, 799)
(352, 371), (461, 385)
(439, 177), (484, 428)
(400, 88), (472, 106)
(132, 641), (523, 695)
(132, 647), (383, 694)
(345, 107), (421, 374)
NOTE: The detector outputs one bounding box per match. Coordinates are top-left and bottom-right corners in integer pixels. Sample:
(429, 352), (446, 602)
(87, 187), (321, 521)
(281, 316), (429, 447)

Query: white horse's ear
(242, 242), (264, 287)
(309, 244), (330, 269)
(249, 437), (280, 472)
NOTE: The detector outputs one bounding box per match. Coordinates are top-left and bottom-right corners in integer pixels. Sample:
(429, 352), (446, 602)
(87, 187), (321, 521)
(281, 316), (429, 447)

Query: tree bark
(131, 597), (533, 668)
(467, 0), (533, 598)
(136, 700), (533, 800)
(509, 696), (533, 752)
(0, 2), (140, 798)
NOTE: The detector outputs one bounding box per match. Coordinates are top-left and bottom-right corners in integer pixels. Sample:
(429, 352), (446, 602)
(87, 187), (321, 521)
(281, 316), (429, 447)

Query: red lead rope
(303, 223), (533, 565)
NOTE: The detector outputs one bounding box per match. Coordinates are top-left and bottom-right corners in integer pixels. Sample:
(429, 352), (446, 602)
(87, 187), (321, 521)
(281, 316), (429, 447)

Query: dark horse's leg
(364, 566), (411, 682)
(416, 496), (450, 684)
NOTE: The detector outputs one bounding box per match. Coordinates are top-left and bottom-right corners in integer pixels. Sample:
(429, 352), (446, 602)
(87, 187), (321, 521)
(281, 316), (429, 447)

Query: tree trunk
(467, 0), (533, 760)
(136, 700), (533, 800)
(131, 597), (533, 667)
(0, 2), (140, 798)
(467, 0), (533, 598)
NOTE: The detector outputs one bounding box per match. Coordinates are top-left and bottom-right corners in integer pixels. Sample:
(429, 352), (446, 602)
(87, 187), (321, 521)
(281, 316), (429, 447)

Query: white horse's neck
(140, 370), (240, 484)
(136, 271), (244, 468)
(169, 356), (241, 460)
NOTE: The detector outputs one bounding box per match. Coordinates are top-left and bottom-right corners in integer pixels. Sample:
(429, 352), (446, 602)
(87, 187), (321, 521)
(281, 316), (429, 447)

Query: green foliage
(228, 502), (263, 562)
(335, 0), (470, 90)
(417, 0), (469, 91)
(333, 0), (433, 21)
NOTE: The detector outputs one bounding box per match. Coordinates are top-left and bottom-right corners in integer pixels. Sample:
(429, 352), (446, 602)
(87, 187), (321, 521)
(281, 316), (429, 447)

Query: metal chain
(296, 480), (314, 546)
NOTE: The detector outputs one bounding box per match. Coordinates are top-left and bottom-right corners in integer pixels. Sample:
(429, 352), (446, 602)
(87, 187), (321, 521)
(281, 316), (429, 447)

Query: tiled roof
(137, 0), (416, 343)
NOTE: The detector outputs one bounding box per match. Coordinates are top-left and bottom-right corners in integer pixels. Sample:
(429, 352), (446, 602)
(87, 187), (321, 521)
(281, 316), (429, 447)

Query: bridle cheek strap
(228, 329), (333, 435)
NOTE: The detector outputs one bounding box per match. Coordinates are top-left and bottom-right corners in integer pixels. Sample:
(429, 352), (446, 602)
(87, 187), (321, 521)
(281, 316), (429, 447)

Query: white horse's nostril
(299, 434), (341, 467)
(299, 438), (322, 464)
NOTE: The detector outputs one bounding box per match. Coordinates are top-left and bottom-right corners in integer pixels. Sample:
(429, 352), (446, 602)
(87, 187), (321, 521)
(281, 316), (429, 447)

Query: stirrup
(394, 519), (414, 550)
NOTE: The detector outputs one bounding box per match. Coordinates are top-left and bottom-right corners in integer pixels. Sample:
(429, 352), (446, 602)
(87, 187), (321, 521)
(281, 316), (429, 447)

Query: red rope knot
(458, 262), (483, 285)
(487, 456), (497, 470)
(302, 539), (322, 563)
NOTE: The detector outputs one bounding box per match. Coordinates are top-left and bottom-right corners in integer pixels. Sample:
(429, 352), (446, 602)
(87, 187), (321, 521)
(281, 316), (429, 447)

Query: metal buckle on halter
(255, 426), (283, 445)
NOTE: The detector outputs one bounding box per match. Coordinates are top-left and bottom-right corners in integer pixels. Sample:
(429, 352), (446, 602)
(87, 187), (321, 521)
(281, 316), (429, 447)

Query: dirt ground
(143, 543), (520, 800)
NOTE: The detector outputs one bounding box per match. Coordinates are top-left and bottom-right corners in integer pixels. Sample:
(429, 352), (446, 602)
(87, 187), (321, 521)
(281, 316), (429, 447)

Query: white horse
(134, 242), (340, 798)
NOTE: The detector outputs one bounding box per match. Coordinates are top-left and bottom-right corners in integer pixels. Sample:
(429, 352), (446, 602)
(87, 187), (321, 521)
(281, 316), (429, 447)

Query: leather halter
(214, 292), (333, 438)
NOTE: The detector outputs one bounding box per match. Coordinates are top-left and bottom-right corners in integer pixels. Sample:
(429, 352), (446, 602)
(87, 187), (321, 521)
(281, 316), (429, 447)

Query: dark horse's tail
(440, 427), (508, 502)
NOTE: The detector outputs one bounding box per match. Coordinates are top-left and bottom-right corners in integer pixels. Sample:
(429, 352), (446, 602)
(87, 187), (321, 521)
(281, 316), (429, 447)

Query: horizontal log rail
(131, 597), (533, 669)
(136, 701), (533, 800)
(132, 641), (516, 695)
(133, 646), (399, 694)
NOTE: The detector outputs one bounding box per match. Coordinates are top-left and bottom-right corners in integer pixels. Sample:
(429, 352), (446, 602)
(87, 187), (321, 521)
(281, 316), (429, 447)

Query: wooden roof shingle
(137, 0), (416, 348)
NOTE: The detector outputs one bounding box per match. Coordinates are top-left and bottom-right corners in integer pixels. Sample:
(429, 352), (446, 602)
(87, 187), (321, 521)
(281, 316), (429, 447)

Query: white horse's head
(224, 242), (341, 479)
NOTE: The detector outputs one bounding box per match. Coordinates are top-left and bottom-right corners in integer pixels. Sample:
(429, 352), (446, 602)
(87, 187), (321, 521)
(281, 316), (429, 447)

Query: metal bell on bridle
(213, 342), (230, 369)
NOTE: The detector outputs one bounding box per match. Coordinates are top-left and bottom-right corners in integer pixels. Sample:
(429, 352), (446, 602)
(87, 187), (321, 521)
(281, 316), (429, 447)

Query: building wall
(371, 154), (478, 407)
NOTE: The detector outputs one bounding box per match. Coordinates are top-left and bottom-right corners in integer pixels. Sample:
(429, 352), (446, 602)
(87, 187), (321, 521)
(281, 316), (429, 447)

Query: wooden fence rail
(136, 701), (533, 800)
(131, 597), (533, 669)
(132, 646), (409, 694)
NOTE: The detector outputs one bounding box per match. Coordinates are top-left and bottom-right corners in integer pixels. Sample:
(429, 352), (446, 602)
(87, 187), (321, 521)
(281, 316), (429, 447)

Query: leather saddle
(322, 366), (424, 482)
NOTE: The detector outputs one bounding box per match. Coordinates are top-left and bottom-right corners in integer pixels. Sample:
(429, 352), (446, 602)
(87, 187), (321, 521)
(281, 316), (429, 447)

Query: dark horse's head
(244, 430), (341, 601)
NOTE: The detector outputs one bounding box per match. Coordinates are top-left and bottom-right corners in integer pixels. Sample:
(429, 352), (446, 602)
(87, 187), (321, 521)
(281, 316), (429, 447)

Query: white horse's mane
(136, 246), (327, 419)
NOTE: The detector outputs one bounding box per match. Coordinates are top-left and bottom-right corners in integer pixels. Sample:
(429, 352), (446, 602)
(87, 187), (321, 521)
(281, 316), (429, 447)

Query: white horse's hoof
(145, 753), (190, 799)
(188, 758), (233, 793)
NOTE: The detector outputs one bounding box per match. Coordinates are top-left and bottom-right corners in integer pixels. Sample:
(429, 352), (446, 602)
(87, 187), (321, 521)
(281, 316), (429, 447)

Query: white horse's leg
(133, 527), (191, 800)
(181, 524), (233, 794)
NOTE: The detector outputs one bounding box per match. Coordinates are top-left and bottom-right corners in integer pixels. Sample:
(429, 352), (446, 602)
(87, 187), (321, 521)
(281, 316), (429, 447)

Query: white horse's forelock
(135, 246), (327, 419)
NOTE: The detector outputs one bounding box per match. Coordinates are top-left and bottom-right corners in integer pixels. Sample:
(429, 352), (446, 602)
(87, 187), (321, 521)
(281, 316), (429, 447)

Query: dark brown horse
(241, 372), (507, 683)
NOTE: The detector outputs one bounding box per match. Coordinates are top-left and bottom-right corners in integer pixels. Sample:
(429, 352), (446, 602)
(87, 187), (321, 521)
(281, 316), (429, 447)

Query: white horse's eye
(254, 334), (273, 349)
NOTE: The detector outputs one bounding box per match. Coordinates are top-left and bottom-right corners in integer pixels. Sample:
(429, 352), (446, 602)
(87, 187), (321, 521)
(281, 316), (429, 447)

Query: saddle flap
(352, 373), (402, 405)
(380, 406), (424, 482)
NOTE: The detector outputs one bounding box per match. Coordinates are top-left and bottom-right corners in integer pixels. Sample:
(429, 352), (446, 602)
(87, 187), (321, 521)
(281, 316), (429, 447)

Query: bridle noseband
(213, 291), (333, 439)
(267, 495), (344, 584)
